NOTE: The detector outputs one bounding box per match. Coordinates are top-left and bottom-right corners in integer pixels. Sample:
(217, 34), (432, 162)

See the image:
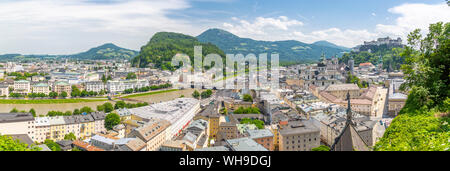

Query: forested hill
(196, 28), (349, 63)
(131, 32), (225, 70)
(65, 43), (139, 60)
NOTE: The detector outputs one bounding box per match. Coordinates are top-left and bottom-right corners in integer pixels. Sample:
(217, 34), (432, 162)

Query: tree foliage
(0, 135), (41, 151)
(312, 145), (331, 151)
(105, 113), (121, 130)
(131, 32), (226, 70)
(375, 22), (450, 151)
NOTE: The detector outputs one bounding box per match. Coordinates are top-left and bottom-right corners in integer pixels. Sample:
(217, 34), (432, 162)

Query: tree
(59, 91), (68, 98)
(0, 135), (41, 151)
(101, 74), (107, 83)
(29, 108), (36, 117)
(73, 109), (81, 115)
(399, 22), (450, 110)
(243, 94), (253, 102)
(105, 113), (121, 130)
(312, 145), (330, 151)
(192, 90), (200, 99)
(64, 133), (77, 141)
(49, 92), (58, 98)
(103, 102), (114, 113)
(97, 105), (105, 112)
(71, 85), (81, 97)
(44, 139), (61, 151)
(374, 22), (450, 151)
(114, 101), (126, 109)
(80, 106), (93, 114)
(126, 72), (137, 80)
(10, 108), (19, 113)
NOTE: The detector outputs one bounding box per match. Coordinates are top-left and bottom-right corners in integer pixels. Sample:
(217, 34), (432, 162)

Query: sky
(0, 0), (449, 54)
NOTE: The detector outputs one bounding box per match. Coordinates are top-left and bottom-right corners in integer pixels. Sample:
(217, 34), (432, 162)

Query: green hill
(131, 32), (225, 70)
(196, 28), (349, 63)
(312, 40), (350, 51)
(0, 43), (138, 61)
(66, 43), (138, 60)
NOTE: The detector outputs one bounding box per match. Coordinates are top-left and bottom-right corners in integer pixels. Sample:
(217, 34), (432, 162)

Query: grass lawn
(0, 98), (108, 104)
(122, 89), (180, 98)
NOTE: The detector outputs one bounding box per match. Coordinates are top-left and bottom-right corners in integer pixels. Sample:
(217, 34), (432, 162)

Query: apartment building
(0, 113), (36, 142)
(53, 81), (72, 95)
(107, 79), (149, 93)
(32, 83), (50, 95)
(13, 80), (31, 95)
(278, 119), (320, 151)
(247, 129), (274, 151)
(129, 119), (171, 151)
(85, 81), (105, 93)
(0, 84), (9, 97)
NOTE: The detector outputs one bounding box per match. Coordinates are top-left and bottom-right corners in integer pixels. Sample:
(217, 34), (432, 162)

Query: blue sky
(0, 0), (448, 54)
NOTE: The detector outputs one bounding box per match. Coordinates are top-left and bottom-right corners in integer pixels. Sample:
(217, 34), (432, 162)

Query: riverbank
(121, 89), (180, 98)
(0, 98), (108, 104)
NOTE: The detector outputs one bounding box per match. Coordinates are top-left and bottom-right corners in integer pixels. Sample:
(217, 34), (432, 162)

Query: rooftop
(0, 113), (34, 123)
(226, 137), (269, 151)
(247, 129), (274, 139)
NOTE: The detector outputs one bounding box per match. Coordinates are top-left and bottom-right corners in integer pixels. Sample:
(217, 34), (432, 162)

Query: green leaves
(105, 113), (121, 130)
(376, 22), (450, 151)
(0, 135), (41, 151)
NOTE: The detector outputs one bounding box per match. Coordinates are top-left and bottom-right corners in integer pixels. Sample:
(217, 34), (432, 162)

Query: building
(278, 119), (320, 151)
(13, 80), (31, 95)
(225, 137), (269, 151)
(91, 112), (107, 134)
(85, 81), (105, 93)
(32, 83), (50, 95)
(53, 81), (72, 95)
(0, 113), (36, 142)
(194, 101), (221, 139)
(388, 79), (407, 116)
(34, 117), (51, 143)
(72, 140), (105, 151)
(129, 98), (200, 139)
(324, 84), (361, 99)
(128, 119), (171, 151)
(216, 115), (239, 145)
(247, 129), (274, 151)
(0, 84), (9, 97)
(107, 79), (149, 93)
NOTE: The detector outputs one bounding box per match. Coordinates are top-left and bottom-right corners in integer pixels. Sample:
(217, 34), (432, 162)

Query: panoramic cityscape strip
(0, 0), (448, 161)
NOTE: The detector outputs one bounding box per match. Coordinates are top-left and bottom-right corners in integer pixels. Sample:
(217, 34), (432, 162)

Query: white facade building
(129, 98), (200, 140)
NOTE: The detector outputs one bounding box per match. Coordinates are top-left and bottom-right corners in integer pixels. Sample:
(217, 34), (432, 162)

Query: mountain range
(196, 28), (350, 63)
(0, 43), (139, 61)
(1, 28), (351, 65)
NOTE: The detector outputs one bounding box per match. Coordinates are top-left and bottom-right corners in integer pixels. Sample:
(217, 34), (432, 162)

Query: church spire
(346, 91), (353, 125)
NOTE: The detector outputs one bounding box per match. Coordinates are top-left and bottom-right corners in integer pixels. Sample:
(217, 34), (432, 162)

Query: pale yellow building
(32, 83), (50, 95)
(129, 119), (171, 151)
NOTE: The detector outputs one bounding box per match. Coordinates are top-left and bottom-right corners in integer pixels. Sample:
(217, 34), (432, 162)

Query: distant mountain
(312, 41), (350, 51)
(131, 32), (225, 70)
(0, 43), (138, 61)
(197, 28), (349, 63)
(66, 43), (138, 60)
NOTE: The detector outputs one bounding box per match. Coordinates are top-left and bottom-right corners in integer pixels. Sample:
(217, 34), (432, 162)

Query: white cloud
(0, 0), (194, 54)
(222, 16), (303, 40)
(376, 3), (450, 39)
(293, 28), (378, 47)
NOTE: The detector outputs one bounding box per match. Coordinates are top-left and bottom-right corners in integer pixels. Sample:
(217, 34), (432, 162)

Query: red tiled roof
(73, 140), (105, 151)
